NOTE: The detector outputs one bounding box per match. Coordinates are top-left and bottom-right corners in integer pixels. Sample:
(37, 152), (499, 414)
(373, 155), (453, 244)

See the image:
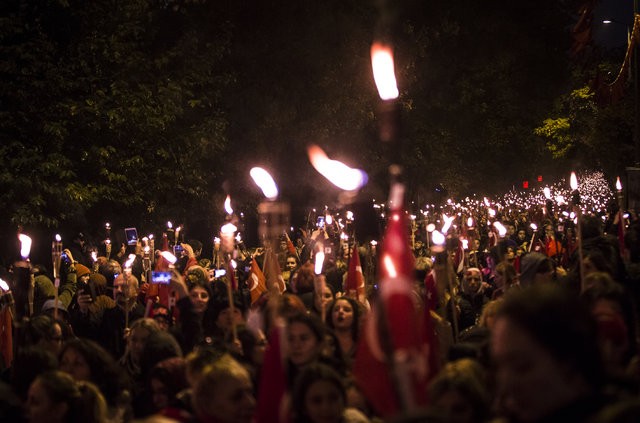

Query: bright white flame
(326, 215), (333, 225)
(91, 251), (97, 262)
(616, 177), (622, 192)
(315, 251), (325, 275)
(148, 234), (154, 240)
(484, 197), (490, 207)
(441, 214), (455, 234)
(371, 43), (399, 100)
(383, 255), (398, 278)
(235, 233), (242, 242)
(530, 223), (538, 230)
(125, 254), (136, 269)
(250, 167), (279, 200)
(55, 234), (61, 242)
(462, 239), (469, 250)
(432, 230), (445, 246)
(0, 279), (9, 291)
(167, 221), (173, 229)
(556, 195), (565, 206)
(307, 145), (368, 191)
(570, 172), (578, 190)
(467, 217), (474, 227)
(340, 232), (349, 241)
(231, 260), (237, 269)
(346, 211), (354, 220)
(488, 208), (496, 217)
(224, 195), (233, 215)
(370, 240), (378, 246)
(214, 237), (221, 245)
(18, 234), (32, 258)
(161, 251), (177, 264)
(543, 187), (552, 200)
(221, 222), (237, 235)
(493, 222), (507, 237)
(105, 222), (111, 229)
(426, 223), (436, 233)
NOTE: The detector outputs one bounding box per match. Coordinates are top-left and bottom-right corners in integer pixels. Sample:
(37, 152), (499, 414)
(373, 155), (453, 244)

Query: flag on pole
(353, 183), (433, 418)
(255, 319), (291, 423)
(263, 249), (286, 294)
(344, 243), (366, 304)
(248, 257), (267, 305)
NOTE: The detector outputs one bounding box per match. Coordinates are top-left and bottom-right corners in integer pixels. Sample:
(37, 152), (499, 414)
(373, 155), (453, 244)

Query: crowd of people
(0, 186), (640, 423)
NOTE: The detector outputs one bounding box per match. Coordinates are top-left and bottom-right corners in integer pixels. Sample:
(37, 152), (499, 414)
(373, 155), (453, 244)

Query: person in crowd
(26, 370), (107, 423)
(192, 354), (256, 423)
(428, 358), (490, 423)
(98, 272), (145, 358)
(18, 314), (67, 357)
(518, 252), (556, 287)
(58, 337), (132, 422)
(324, 296), (362, 369)
(491, 284), (607, 422)
(287, 312), (326, 385)
(68, 272), (116, 343)
(492, 261), (518, 299)
(8, 346), (58, 402)
(119, 318), (162, 381)
(292, 362), (370, 423)
(456, 268), (488, 332)
(283, 253), (300, 286)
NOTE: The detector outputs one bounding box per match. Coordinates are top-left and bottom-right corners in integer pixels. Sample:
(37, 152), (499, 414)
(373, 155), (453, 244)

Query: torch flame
(315, 250), (325, 275)
(160, 251), (177, 264)
(441, 214), (455, 234)
(250, 167), (279, 200)
(124, 254), (136, 269)
(0, 278), (9, 291)
(467, 217), (474, 227)
(616, 177), (622, 192)
(426, 223), (436, 233)
(432, 230), (445, 246)
(543, 187), (552, 200)
(383, 255), (398, 278)
(530, 223), (538, 230)
(224, 195), (233, 215)
(221, 222), (237, 235)
(371, 43), (399, 100)
(18, 234), (32, 259)
(307, 145), (368, 191)
(493, 222), (507, 237)
(167, 221), (173, 229)
(570, 172), (578, 190)
(55, 234), (62, 242)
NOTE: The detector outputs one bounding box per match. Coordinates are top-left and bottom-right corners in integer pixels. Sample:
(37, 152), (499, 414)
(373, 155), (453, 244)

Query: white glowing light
(467, 217), (474, 227)
(167, 221), (173, 229)
(616, 177), (622, 192)
(426, 223), (436, 233)
(307, 145), (368, 191)
(224, 195), (233, 215)
(315, 251), (325, 275)
(235, 233), (242, 242)
(18, 234), (32, 259)
(371, 43), (399, 100)
(462, 239), (469, 250)
(543, 187), (552, 200)
(570, 172), (578, 190)
(441, 214), (455, 234)
(55, 234), (62, 242)
(250, 167), (279, 200)
(556, 195), (565, 206)
(488, 208), (496, 217)
(432, 230), (445, 246)
(493, 222), (507, 237)
(124, 254), (136, 269)
(0, 279), (9, 291)
(530, 223), (538, 230)
(346, 211), (354, 220)
(161, 251), (177, 264)
(383, 255), (398, 278)
(221, 222), (238, 235)
(91, 251), (98, 262)
(326, 215), (333, 225)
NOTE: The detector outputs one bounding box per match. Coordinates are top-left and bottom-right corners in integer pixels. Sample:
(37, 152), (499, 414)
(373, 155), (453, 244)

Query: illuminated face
(331, 299), (354, 331)
(315, 286), (334, 313)
(286, 258), (297, 271)
(189, 286), (210, 314)
(113, 274), (138, 307)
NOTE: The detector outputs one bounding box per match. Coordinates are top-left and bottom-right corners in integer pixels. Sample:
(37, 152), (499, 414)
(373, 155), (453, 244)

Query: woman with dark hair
(292, 362), (369, 423)
(286, 312), (326, 385)
(324, 297), (362, 369)
(59, 338), (131, 422)
(26, 370), (107, 423)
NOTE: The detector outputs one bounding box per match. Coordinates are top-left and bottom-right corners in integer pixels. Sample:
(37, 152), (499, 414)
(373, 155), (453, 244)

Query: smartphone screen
(173, 244), (184, 257)
(317, 216), (325, 228)
(125, 227), (138, 246)
(151, 271), (171, 284)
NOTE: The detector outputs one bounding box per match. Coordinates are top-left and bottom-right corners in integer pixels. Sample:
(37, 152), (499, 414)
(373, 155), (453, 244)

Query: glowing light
(467, 217), (474, 227)
(530, 223), (538, 230)
(616, 177), (622, 192)
(221, 222), (238, 235)
(167, 221), (173, 229)
(160, 251), (177, 264)
(371, 43), (399, 100)
(307, 145), (368, 191)
(383, 255), (398, 278)
(224, 195), (233, 215)
(493, 222), (507, 237)
(426, 223), (436, 233)
(432, 230), (445, 246)
(250, 167), (279, 200)
(441, 213), (455, 234)
(91, 251), (98, 262)
(570, 172), (578, 190)
(326, 215), (333, 225)
(124, 254), (136, 269)
(0, 279), (9, 291)
(18, 234), (32, 259)
(55, 234), (62, 242)
(315, 250), (325, 275)
(346, 211), (354, 220)
(543, 187), (552, 200)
